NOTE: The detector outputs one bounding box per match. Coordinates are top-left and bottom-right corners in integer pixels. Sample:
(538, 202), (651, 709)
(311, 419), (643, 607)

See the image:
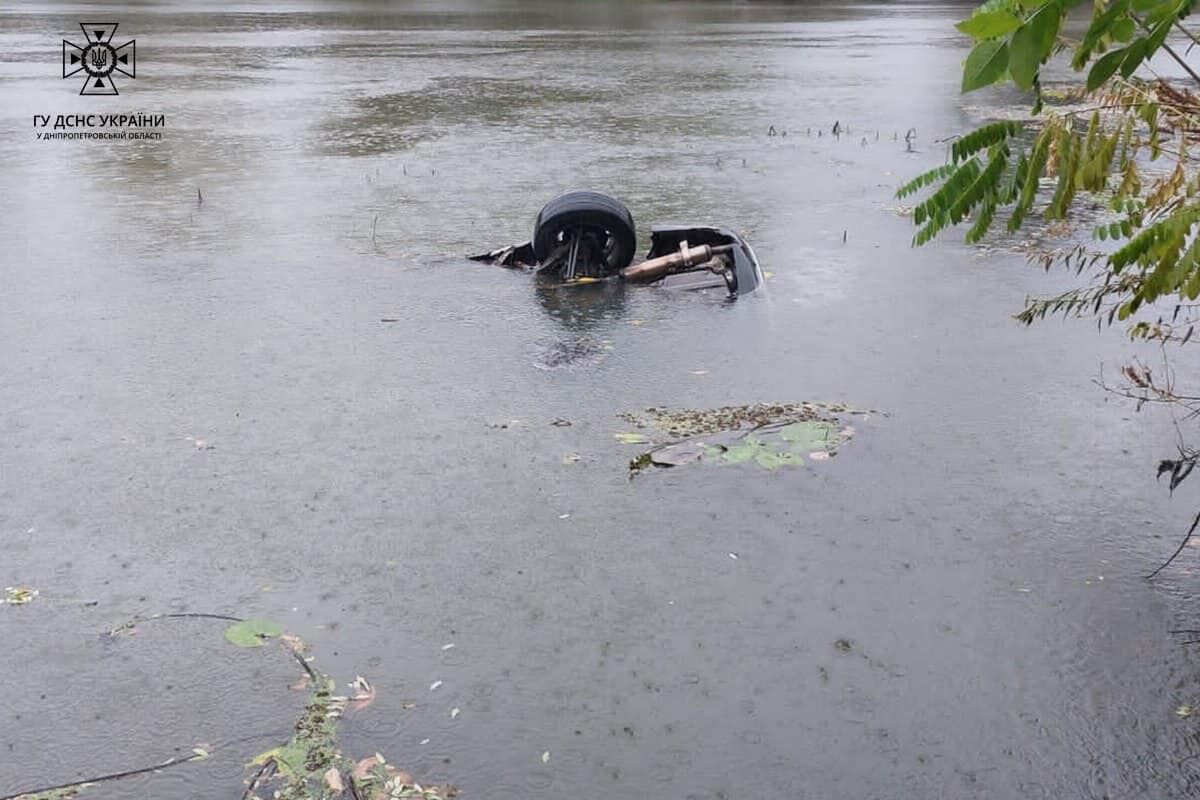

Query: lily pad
(755, 450), (801, 470)
(722, 441), (763, 464)
(718, 440), (804, 470)
(224, 618), (284, 648)
(779, 420), (840, 451)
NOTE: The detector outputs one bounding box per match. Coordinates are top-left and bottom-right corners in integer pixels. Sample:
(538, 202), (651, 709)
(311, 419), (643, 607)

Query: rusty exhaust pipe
(621, 241), (733, 284)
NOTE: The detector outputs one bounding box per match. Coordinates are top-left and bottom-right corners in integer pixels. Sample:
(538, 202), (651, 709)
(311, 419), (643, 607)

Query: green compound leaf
(1087, 46), (1127, 91)
(962, 39), (1010, 92)
(1009, 3), (1061, 91)
(956, 10), (1022, 39)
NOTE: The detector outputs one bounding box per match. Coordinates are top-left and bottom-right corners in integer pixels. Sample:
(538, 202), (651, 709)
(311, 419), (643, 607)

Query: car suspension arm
(620, 241), (734, 284)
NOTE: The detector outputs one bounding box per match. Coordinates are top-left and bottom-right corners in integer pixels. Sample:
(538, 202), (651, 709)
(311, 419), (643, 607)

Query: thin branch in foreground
(0, 751), (208, 800)
(107, 611), (243, 636)
(241, 758), (277, 800)
(1146, 508), (1200, 578)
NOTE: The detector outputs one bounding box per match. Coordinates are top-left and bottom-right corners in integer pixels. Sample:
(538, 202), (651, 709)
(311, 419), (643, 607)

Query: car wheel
(531, 190), (637, 273)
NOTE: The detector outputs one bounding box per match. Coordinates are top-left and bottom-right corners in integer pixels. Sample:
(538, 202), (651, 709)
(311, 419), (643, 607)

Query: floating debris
(620, 402), (866, 439)
(349, 676), (375, 711)
(324, 767), (344, 793)
(620, 403), (872, 475)
(4, 586), (38, 605)
(13, 614), (453, 800)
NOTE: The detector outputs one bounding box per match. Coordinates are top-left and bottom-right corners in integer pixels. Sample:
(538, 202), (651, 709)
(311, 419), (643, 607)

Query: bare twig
(241, 758), (277, 800)
(108, 611), (243, 635)
(0, 751), (208, 800)
(1174, 19), (1200, 54)
(286, 644), (320, 683)
(1146, 508), (1200, 578)
(1132, 13), (1200, 88)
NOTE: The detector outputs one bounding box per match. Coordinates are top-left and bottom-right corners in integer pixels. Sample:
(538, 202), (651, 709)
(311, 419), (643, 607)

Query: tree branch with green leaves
(903, 0), (1200, 574)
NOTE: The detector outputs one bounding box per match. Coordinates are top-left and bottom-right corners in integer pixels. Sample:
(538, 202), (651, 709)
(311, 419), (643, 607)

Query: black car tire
(531, 190), (637, 271)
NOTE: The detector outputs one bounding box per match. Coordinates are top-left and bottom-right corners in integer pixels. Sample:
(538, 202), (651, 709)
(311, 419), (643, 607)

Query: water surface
(3, 2), (1200, 798)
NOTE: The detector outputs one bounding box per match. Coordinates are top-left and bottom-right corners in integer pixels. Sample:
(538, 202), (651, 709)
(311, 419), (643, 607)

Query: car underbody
(470, 191), (764, 297)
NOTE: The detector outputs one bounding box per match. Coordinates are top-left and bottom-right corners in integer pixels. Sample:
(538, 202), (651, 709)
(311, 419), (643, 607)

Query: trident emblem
(63, 23), (135, 95)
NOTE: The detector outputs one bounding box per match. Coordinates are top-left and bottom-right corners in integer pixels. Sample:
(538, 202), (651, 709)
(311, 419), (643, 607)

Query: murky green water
(3, 2), (1200, 798)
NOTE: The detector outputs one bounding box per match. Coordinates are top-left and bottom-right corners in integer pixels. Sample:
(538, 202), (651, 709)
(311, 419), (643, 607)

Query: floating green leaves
(780, 420), (840, 450)
(620, 402), (859, 439)
(12, 614), (453, 800)
(623, 403), (869, 475)
(717, 439), (803, 470)
(224, 618), (283, 648)
(250, 740), (314, 778)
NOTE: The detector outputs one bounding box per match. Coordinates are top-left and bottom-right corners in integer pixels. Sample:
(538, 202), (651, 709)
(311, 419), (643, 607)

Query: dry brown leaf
(353, 755), (383, 781)
(354, 755), (417, 799)
(289, 673), (311, 692)
(324, 767), (344, 793)
(280, 634), (307, 654)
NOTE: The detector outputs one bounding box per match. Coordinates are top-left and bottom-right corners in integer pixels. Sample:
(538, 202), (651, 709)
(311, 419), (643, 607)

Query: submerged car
(471, 190), (763, 297)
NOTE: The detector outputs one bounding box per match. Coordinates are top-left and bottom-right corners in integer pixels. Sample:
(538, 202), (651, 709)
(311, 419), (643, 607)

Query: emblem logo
(63, 23), (135, 95)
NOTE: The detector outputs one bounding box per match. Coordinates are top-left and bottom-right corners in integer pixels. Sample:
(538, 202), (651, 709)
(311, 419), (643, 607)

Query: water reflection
(533, 279), (628, 330)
